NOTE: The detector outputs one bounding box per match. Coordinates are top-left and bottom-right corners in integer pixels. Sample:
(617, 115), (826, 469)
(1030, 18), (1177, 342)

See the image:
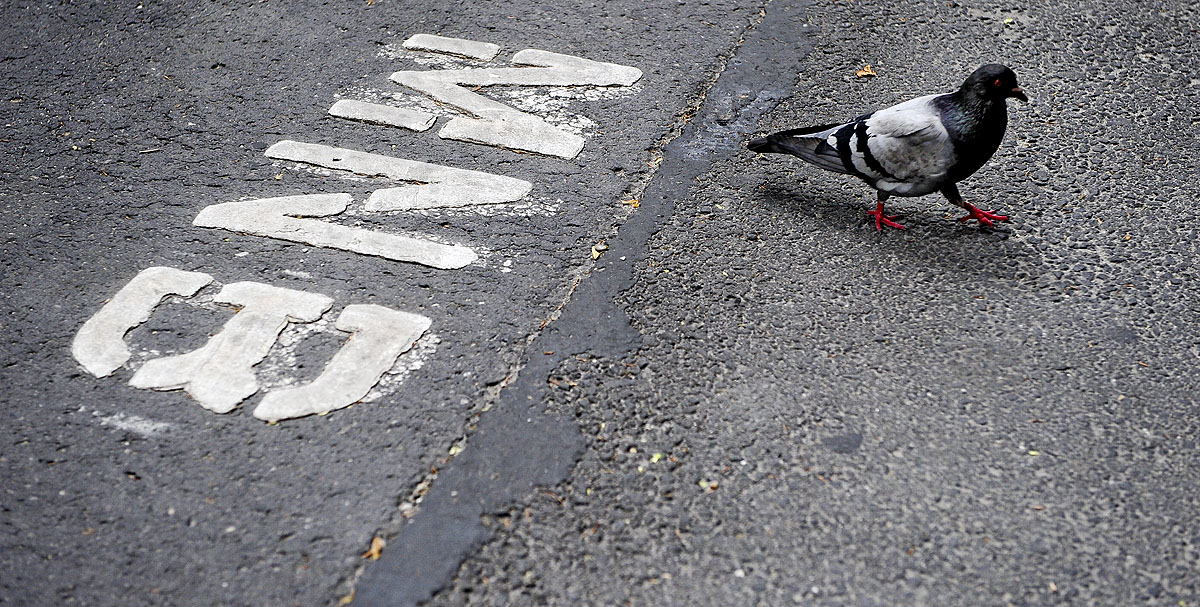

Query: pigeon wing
(849, 94), (956, 195)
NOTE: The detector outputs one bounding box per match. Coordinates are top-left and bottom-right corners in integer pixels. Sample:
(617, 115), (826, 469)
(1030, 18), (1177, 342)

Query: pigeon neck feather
(940, 87), (1006, 142)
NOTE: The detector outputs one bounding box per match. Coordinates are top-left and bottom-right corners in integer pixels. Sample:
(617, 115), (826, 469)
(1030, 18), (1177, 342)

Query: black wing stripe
(834, 123), (859, 177)
(855, 121), (896, 181)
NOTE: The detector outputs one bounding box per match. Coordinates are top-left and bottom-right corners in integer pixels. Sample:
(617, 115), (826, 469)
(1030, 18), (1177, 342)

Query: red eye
(993, 78), (1003, 87)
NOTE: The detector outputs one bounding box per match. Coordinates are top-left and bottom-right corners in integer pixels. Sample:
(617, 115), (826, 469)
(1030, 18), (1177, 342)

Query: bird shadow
(753, 179), (1047, 282)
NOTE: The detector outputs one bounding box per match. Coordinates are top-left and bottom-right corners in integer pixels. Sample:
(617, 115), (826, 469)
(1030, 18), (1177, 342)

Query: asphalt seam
(345, 5), (781, 605)
(411, 0), (823, 597)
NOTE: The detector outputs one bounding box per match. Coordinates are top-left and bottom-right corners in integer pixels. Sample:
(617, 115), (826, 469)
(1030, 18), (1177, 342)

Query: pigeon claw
(957, 205), (1010, 227)
(868, 203), (906, 231)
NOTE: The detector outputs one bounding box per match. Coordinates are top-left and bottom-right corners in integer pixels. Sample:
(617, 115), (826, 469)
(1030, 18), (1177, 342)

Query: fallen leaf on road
(362, 536), (385, 560)
(856, 64), (877, 78)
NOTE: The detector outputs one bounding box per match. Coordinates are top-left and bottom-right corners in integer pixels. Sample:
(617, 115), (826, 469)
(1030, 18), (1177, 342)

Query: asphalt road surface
(3, 0), (1199, 606)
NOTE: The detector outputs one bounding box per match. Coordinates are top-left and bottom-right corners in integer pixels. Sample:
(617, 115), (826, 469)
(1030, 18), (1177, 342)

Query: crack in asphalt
(348, 1), (813, 604)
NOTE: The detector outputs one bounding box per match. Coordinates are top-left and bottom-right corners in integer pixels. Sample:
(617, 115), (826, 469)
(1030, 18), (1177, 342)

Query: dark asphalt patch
(823, 433), (863, 454)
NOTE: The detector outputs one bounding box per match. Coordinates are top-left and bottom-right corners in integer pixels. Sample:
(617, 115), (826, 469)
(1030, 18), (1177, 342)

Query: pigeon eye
(993, 78), (1003, 87)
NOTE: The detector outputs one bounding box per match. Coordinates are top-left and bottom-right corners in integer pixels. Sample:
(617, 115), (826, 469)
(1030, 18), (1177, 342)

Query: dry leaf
(856, 64), (877, 78)
(362, 536), (385, 560)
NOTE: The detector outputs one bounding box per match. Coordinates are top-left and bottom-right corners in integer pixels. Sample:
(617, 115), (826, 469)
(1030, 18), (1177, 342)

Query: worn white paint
(95, 411), (174, 438)
(263, 140), (531, 211)
(193, 193), (479, 270)
(362, 332), (440, 403)
(72, 267), (213, 377)
(328, 99), (436, 132)
(129, 282), (334, 413)
(253, 304), (432, 421)
(402, 33), (500, 61)
(390, 49), (642, 158)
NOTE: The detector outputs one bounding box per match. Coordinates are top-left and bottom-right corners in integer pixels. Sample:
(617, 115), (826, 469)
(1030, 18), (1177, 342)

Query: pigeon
(748, 64), (1027, 231)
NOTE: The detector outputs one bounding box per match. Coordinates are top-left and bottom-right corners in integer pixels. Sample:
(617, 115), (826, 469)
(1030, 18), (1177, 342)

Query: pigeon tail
(748, 124), (849, 174)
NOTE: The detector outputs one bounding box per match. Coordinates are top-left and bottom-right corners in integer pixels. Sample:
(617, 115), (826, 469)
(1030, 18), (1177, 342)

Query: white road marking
(129, 282), (334, 413)
(253, 304), (432, 421)
(72, 266), (213, 377)
(95, 411), (174, 437)
(193, 193), (479, 270)
(328, 99), (436, 132)
(75, 36), (647, 425)
(390, 49), (642, 158)
(263, 140), (531, 211)
(402, 33), (500, 61)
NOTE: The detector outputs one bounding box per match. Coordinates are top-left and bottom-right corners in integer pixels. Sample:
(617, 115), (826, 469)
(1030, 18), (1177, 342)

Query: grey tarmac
(3, 0), (1199, 607)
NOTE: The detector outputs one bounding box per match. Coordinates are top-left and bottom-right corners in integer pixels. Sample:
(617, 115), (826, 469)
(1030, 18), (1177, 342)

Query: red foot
(868, 202), (906, 231)
(957, 205), (1010, 227)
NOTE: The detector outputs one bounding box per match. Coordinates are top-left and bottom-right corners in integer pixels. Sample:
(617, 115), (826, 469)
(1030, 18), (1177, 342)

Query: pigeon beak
(1010, 86), (1028, 102)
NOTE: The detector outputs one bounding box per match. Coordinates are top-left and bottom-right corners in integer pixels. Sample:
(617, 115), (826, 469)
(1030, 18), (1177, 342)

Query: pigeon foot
(868, 202), (906, 231)
(957, 205), (1010, 227)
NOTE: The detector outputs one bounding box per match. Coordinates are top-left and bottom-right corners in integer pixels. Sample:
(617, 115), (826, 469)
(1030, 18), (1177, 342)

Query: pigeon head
(962, 64), (1027, 102)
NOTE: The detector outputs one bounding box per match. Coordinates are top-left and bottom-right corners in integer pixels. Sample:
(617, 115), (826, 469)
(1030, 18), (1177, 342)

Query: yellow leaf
(855, 64), (877, 78)
(362, 536), (385, 560)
